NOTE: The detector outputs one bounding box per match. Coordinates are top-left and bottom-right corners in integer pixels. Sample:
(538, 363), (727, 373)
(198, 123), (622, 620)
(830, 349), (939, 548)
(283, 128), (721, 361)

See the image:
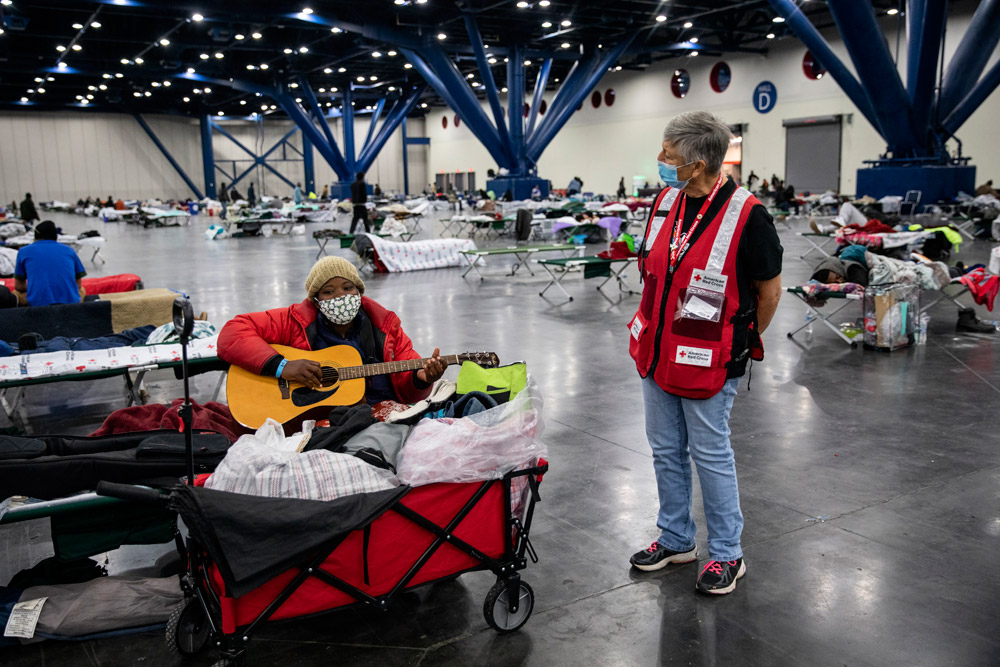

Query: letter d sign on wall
(753, 81), (777, 114)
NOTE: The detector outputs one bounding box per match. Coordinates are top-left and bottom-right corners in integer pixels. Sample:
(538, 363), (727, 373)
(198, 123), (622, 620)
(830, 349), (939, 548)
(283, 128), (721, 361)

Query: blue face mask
(658, 160), (695, 189)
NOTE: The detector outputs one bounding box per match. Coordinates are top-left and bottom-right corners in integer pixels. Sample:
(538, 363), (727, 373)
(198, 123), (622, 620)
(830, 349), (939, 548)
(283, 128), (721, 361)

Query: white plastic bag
(205, 418), (399, 500)
(989, 245), (1000, 276)
(396, 376), (548, 486)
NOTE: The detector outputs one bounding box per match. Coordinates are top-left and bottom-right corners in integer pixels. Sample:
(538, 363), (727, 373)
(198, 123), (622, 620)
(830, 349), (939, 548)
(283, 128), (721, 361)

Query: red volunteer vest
(628, 183), (760, 399)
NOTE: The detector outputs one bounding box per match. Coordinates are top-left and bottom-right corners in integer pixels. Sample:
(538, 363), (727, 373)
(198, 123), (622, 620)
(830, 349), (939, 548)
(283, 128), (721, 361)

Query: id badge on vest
(679, 268), (728, 323)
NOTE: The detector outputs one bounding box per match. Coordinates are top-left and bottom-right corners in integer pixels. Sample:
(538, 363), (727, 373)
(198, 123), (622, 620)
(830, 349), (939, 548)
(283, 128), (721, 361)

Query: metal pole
(302, 134), (315, 195)
(199, 114), (216, 199)
(402, 116), (409, 197)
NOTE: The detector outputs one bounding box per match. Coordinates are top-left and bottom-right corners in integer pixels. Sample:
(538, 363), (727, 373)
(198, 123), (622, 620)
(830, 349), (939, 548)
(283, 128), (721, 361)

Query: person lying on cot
(218, 256), (447, 405)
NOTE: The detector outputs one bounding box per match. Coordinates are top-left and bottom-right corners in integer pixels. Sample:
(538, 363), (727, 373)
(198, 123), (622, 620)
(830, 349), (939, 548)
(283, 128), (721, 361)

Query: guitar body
(227, 344), (367, 428)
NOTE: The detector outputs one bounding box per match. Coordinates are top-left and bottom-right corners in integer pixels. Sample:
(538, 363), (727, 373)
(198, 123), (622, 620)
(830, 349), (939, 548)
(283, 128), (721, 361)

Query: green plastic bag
(456, 361), (527, 404)
(616, 232), (636, 254)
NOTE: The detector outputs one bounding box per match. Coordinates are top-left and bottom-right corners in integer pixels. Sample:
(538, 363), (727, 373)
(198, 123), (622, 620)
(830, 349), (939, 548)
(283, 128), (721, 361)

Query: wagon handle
(96, 481), (167, 506)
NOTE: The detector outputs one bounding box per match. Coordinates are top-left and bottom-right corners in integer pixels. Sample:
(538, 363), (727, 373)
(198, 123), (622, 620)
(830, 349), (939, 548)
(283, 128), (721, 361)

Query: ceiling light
(1, 1), (11, 6)
(217, 110), (224, 116)
(46, 76), (54, 81)
(289, 82), (299, 88)
(766, 32), (775, 39)
(90, 21), (101, 28)
(0, 28), (4, 34)
(560, 42), (570, 48)
(251, 31), (262, 39)
(539, 0), (550, 6)
(416, 0), (427, 3)
(542, 21), (552, 28)
(144, 91), (151, 96)
(372, 51), (382, 57)
(88, 85), (96, 90)
(322, 67), (332, 74)
(560, 19), (571, 26)
(27, 89), (34, 93)
(99, 84), (107, 89)
(269, 105), (276, 110)
(298, 46), (308, 53)
(120, 58), (130, 64)
(20, 97), (28, 103)
(246, 64), (255, 70)
(683, 21), (693, 28)
(200, 53), (209, 59)
(357, 76), (365, 82)
(690, 51), (698, 57)
(614, 65), (622, 70)
(214, 52), (224, 58)
(301, 7), (313, 14)
(235, 33), (245, 40)
(58, 62), (68, 68)
(135, 57), (144, 64)
(404, 63), (412, 69)
(133, 91), (142, 97)
(56, 45), (66, 52)
(283, 48), (293, 54)
(259, 63), (268, 70)
(772, 16), (785, 22)
(395, 0), (404, 4)
(524, 59), (532, 66)
(370, 75), (377, 80)
(261, 104), (268, 110)
(72, 23), (83, 29)
(388, 86), (396, 91)
(159, 38), (170, 46)
(151, 81), (161, 87)
(466, 72), (474, 79)
(86, 93), (93, 99)
(80, 99), (89, 105)
(239, 99), (246, 105)
(655, 15), (666, 22)
(71, 44), (82, 51)
(887, 7), (899, 14)
(388, 50), (397, 56)
(338, 66), (346, 72)
(193, 88), (201, 93)
(186, 67), (195, 73)
(501, 86), (508, 92)
(318, 87), (325, 92)
(115, 72), (123, 77)
(37, 87), (46, 93)
(488, 57), (497, 64)
(689, 36), (699, 43)
(437, 33), (447, 40)
(331, 27), (342, 33)
(331, 86), (337, 92)
(203, 87), (211, 93)
(183, 96), (191, 102)
(420, 102), (428, 108)
(516, 1), (529, 7)
(102, 73), (112, 78)
(191, 13), (203, 21)
(34, 77), (43, 83)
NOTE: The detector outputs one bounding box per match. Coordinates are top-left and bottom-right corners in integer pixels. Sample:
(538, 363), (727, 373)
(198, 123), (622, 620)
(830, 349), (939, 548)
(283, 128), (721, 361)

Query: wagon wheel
(166, 597), (211, 656)
(483, 579), (534, 633)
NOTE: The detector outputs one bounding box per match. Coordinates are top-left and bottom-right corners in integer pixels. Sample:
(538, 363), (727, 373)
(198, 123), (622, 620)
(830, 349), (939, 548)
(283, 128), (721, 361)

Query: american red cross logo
(679, 351), (687, 357)
(694, 275), (702, 281)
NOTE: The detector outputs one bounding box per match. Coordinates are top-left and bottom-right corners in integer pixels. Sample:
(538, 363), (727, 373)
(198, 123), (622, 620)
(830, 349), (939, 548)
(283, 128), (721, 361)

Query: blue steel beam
(402, 116), (410, 197)
(766, 0), (883, 138)
(826, 0), (918, 155)
(210, 121), (297, 189)
(400, 47), (513, 169)
(298, 77), (339, 155)
(362, 98), (386, 153)
(507, 43), (527, 174)
(526, 58), (553, 139)
(228, 128), (302, 191)
(272, 86), (352, 181)
(527, 37), (635, 163)
(906, 0), (948, 138)
(356, 86), (426, 173)
(199, 114), (216, 199)
(526, 52), (602, 162)
(942, 58), (1000, 135)
(342, 86), (356, 173)
(133, 113), (203, 199)
(938, 0), (1000, 118)
(418, 45), (517, 167)
(462, 12), (514, 154)
(302, 134), (315, 195)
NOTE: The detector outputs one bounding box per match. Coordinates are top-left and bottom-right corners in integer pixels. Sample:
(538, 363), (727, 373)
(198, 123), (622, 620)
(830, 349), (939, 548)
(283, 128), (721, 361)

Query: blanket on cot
(363, 233), (477, 272)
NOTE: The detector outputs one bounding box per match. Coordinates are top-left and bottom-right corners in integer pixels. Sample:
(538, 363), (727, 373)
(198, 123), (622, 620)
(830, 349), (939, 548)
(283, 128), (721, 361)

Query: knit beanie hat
(305, 256), (365, 298)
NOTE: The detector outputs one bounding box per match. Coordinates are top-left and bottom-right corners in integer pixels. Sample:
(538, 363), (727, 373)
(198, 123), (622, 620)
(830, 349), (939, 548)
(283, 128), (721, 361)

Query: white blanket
(365, 233), (477, 272)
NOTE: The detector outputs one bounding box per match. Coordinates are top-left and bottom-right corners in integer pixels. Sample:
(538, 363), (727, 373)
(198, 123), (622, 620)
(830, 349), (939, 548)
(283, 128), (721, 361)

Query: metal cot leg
(538, 263), (575, 302)
(786, 293), (859, 347)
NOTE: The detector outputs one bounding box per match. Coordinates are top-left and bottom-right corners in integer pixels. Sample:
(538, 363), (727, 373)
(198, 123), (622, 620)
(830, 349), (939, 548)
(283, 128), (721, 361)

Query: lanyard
(667, 175), (725, 273)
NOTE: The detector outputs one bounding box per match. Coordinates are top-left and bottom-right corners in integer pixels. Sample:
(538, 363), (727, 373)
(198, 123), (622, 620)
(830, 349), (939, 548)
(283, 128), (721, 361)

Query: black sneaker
(629, 542), (697, 571)
(696, 558), (746, 595)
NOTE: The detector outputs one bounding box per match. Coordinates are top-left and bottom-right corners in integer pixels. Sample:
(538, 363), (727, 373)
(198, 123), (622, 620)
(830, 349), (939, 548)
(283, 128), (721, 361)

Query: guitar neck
(337, 355), (462, 381)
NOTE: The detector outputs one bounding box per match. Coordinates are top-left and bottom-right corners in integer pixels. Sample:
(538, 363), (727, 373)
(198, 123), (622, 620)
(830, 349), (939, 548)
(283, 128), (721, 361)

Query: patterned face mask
(316, 293), (361, 325)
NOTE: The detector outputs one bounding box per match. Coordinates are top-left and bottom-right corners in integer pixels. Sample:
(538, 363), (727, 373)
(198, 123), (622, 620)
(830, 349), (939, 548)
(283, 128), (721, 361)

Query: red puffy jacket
(218, 296), (432, 405)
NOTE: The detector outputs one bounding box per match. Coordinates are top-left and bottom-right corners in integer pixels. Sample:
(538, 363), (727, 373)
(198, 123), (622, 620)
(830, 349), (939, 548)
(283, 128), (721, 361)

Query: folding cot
(785, 286), (864, 347)
(313, 230), (393, 260)
(796, 231), (836, 262)
(459, 243), (583, 280)
(536, 256), (638, 302)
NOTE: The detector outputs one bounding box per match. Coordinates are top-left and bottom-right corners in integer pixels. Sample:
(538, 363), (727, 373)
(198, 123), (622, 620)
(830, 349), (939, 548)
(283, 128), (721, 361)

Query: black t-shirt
(656, 178), (783, 378)
(350, 180), (367, 205)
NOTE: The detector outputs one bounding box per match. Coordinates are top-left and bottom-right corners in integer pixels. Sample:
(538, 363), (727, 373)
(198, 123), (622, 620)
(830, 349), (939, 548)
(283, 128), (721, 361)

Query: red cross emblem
(694, 274), (702, 282)
(679, 351), (687, 357)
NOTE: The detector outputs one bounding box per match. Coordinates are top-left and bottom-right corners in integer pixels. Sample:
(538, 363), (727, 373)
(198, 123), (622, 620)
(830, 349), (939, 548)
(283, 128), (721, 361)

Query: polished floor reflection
(3, 207), (998, 666)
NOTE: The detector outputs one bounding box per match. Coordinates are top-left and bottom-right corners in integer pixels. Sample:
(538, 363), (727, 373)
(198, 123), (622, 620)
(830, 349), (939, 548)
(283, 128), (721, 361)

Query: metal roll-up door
(783, 115), (842, 193)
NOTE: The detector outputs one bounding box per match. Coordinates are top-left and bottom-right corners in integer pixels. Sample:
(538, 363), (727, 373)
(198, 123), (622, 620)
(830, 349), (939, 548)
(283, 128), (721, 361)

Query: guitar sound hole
(319, 366), (339, 387)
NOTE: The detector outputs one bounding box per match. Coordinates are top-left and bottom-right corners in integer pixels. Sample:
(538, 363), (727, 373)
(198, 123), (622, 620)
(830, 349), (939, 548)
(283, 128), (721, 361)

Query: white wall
(425, 6), (999, 197)
(0, 110), (426, 203)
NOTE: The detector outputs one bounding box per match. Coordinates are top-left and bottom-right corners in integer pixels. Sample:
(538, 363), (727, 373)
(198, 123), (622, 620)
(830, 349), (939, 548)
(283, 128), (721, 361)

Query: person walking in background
(294, 182), (303, 205)
(350, 171), (371, 234)
(617, 177), (627, 200)
(19, 193), (39, 226)
(247, 182), (257, 208)
(321, 184), (329, 201)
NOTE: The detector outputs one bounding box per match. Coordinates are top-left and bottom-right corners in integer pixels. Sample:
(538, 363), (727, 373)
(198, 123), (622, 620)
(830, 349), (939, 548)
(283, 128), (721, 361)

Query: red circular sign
(454, 114), (460, 127)
(710, 62), (731, 93)
(604, 89), (615, 106)
(671, 69), (690, 98)
(442, 115), (448, 129)
(591, 90), (602, 108)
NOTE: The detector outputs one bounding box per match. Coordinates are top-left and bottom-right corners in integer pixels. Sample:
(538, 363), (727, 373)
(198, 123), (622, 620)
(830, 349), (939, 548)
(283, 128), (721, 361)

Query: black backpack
(515, 209), (532, 241)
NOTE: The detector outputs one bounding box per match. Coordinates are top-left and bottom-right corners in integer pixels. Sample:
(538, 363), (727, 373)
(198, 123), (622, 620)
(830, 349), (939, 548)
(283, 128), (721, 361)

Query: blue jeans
(642, 375), (743, 561)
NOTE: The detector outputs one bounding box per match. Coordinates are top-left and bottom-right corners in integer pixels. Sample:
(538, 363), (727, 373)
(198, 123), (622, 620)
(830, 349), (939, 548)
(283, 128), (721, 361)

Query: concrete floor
(2, 206), (999, 666)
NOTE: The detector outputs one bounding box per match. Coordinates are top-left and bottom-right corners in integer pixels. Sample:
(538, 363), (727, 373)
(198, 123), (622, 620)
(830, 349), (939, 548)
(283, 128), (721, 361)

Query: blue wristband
(275, 358), (288, 378)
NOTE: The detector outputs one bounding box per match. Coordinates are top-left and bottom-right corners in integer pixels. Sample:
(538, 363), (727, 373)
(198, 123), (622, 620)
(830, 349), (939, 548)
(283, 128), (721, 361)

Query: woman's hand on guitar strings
(282, 358), (324, 388)
(417, 348), (447, 385)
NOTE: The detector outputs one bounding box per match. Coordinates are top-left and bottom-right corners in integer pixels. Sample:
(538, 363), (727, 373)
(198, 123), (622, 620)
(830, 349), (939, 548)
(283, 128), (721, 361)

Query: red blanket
(0, 273), (141, 295)
(89, 399), (245, 442)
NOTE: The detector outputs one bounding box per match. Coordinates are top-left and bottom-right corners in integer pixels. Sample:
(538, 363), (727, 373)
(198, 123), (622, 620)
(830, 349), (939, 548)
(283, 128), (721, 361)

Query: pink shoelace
(646, 542), (660, 553)
(701, 560), (737, 576)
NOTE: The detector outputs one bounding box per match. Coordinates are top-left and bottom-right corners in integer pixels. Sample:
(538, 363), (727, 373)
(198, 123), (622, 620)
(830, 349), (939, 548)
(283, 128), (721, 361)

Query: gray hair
(662, 111), (732, 174)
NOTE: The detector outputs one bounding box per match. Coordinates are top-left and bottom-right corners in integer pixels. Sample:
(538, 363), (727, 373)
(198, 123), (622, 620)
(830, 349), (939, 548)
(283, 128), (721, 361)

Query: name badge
(630, 314), (644, 341)
(675, 346), (713, 367)
(690, 269), (728, 293)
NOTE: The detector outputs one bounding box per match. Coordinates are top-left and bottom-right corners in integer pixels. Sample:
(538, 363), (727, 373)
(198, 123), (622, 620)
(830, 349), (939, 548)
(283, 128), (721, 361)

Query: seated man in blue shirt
(13, 221), (86, 307)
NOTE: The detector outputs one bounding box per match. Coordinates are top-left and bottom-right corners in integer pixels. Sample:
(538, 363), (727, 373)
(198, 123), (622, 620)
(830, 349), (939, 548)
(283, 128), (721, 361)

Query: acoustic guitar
(226, 344), (500, 428)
